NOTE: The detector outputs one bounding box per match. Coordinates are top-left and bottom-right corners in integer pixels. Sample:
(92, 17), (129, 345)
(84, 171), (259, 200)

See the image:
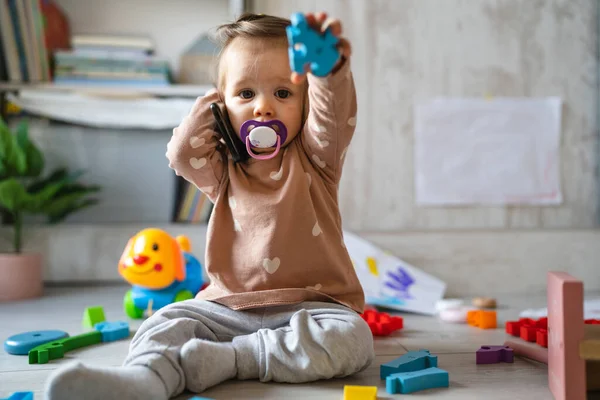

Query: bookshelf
(0, 82), (213, 98)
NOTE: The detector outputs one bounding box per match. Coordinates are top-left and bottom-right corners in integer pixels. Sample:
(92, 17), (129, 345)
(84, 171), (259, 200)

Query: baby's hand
(290, 12), (351, 84)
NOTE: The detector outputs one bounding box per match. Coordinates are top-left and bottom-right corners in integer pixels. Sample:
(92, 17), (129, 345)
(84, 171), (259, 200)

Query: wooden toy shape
(380, 349), (437, 379)
(82, 306), (106, 329)
(286, 13), (340, 77)
(467, 310), (497, 329)
(4, 330), (69, 355)
(343, 385), (377, 400)
(2, 392), (34, 400)
(360, 309), (403, 336)
(386, 367), (449, 394)
(476, 345), (514, 364)
(504, 337), (548, 364)
(29, 331), (102, 364)
(547, 271), (586, 400)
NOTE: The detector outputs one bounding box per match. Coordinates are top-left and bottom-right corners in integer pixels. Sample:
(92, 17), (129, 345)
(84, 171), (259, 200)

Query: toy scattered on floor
(4, 330), (69, 355)
(188, 397), (215, 400)
(472, 297), (497, 309)
(29, 330), (102, 364)
(467, 310), (497, 329)
(286, 12), (340, 77)
(504, 272), (600, 398)
(386, 367), (449, 394)
(435, 298), (464, 312)
(118, 228), (207, 319)
(475, 345), (514, 364)
(381, 349), (449, 393)
(380, 349), (438, 379)
(28, 318), (130, 364)
(94, 321), (130, 342)
(435, 298), (473, 323)
(1, 391), (33, 400)
(505, 317), (548, 347)
(342, 385), (377, 400)
(82, 306), (106, 329)
(360, 309), (403, 336)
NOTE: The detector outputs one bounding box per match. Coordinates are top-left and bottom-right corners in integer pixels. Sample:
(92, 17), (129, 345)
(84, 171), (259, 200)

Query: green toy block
(28, 331), (102, 364)
(82, 306), (106, 329)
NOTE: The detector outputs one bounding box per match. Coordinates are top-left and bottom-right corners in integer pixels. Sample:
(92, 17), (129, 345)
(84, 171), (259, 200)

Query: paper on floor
(414, 97), (562, 205)
(343, 231), (446, 315)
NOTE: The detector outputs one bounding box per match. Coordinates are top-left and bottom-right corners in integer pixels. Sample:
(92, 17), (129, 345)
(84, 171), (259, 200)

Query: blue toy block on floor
(94, 321), (130, 342)
(380, 349), (438, 379)
(189, 397), (215, 400)
(4, 330), (69, 355)
(386, 367), (449, 394)
(286, 12), (340, 77)
(1, 392), (34, 400)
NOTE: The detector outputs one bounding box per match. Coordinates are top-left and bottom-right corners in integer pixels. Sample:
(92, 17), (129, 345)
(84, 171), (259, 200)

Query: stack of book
(53, 34), (171, 86)
(0, 0), (51, 82)
(174, 180), (213, 224)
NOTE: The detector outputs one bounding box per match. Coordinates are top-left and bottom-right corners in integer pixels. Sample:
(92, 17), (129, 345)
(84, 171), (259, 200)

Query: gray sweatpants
(123, 299), (375, 397)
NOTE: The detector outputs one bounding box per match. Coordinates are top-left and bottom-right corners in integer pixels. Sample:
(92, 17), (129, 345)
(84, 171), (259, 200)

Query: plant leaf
(0, 119), (27, 176)
(48, 198), (99, 224)
(16, 122), (44, 177)
(0, 178), (29, 211)
(41, 185), (101, 217)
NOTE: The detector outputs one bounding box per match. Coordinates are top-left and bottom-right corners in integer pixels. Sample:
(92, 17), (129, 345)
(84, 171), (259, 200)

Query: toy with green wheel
(118, 228), (207, 318)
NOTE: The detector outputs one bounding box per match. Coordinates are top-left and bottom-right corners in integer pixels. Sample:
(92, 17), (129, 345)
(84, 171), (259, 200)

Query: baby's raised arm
(166, 89), (226, 201)
(301, 59), (357, 185)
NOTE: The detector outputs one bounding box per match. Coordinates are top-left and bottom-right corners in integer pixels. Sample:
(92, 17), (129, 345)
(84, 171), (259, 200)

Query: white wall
(253, 0), (599, 231)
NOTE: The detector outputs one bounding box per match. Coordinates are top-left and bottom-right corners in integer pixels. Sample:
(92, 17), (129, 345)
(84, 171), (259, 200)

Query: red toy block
(360, 310), (403, 336)
(536, 328), (548, 348)
(520, 324), (538, 342)
(585, 319), (600, 325)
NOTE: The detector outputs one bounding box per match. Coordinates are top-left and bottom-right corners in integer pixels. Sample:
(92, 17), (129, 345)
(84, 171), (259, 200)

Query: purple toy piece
(476, 345), (514, 364)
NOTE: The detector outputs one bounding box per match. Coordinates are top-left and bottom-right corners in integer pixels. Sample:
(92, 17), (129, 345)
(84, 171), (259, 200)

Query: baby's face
(221, 37), (305, 152)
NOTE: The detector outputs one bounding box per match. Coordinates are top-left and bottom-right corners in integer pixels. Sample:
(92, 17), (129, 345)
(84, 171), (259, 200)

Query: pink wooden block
(547, 271), (586, 400)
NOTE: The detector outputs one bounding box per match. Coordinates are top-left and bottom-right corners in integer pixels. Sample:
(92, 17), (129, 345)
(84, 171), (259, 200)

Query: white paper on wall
(414, 97), (562, 205)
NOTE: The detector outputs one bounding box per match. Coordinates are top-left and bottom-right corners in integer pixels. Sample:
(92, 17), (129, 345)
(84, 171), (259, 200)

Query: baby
(46, 12), (374, 400)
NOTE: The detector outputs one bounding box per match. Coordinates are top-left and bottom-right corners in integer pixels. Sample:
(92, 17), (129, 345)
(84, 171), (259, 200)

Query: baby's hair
(213, 13), (291, 90)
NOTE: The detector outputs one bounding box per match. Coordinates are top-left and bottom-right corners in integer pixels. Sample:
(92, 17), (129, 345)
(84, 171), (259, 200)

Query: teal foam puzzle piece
(2, 392), (34, 400)
(386, 367), (449, 394)
(380, 349), (438, 379)
(94, 321), (130, 342)
(286, 12), (340, 77)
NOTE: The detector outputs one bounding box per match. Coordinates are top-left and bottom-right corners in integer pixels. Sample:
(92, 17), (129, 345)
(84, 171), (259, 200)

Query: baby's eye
(239, 89), (254, 99)
(275, 89), (291, 99)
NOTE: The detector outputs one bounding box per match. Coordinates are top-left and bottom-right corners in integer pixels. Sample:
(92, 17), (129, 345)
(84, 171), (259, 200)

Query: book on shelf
(173, 177), (213, 224)
(0, 0), (50, 83)
(53, 34), (171, 87)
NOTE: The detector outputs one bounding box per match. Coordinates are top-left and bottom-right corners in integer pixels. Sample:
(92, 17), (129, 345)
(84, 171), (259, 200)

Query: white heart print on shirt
(348, 116), (357, 126)
(263, 257), (280, 274)
(189, 136), (205, 148)
(312, 222), (322, 237)
(306, 173), (312, 187)
(189, 157), (207, 169)
(229, 196), (237, 210)
(233, 219), (242, 232)
(314, 137), (329, 148)
(270, 167), (283, 181)
(306, 283), (322, 291)
(312, 155), (326, 169)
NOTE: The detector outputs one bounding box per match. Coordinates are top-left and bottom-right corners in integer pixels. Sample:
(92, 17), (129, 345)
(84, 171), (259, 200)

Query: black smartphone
(210, 102), (248, 163)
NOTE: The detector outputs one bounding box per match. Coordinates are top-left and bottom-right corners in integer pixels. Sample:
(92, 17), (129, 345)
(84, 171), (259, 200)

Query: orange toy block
(467, 310), (497, 329)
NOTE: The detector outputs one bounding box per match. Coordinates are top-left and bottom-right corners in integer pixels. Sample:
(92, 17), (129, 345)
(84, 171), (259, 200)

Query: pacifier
(239, 120), (288, 160)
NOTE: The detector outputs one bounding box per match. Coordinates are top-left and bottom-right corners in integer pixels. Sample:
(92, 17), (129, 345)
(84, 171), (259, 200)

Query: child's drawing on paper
(343, 231), (446, 315)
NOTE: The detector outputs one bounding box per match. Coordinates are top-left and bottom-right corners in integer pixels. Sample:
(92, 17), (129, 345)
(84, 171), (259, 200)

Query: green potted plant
(0, 118), (101, 301)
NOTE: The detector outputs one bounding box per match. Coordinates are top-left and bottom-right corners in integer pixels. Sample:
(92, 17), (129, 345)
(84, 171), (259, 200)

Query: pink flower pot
(0, 253), (43, 302)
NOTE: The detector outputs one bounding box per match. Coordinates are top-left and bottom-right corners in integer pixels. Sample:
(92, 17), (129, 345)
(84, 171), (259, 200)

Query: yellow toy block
(343, 385), (377, 400)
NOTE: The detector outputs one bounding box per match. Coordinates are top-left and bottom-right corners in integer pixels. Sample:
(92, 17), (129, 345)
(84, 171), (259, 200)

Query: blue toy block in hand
(380, 349), (438, 379)
(386, 367), (449, 394)
(286, 12), (340, 77)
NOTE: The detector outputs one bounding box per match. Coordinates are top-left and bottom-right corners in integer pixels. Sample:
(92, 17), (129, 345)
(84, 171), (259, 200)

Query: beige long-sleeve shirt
(167, 60), (364, 313)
